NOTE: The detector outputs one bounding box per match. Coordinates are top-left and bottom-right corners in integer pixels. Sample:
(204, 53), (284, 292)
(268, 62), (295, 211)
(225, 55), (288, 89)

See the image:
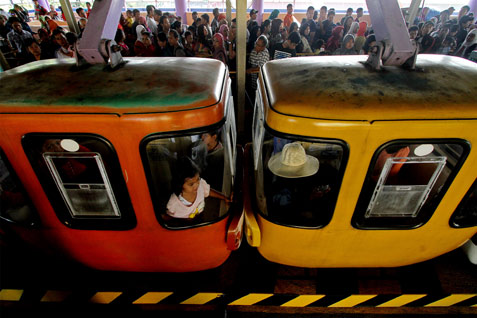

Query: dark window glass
(141, 124), (235, 229)
(353, 141), (470, 229)
(22, 134), (136, 230)
(450, 179), (477, 228)
(0, 148), (38, 226)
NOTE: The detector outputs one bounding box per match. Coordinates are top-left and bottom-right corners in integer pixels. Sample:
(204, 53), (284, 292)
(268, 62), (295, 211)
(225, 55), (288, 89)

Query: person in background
(455, 29), (477, 59)
(155, 31), (169, 56)
(247, 35), (269, 92)
(146, 5), (158, 36)
(409, 25), (419, 40)
(271, 31), (300, 59)
(6, 16), (33, 57)
(134, 29), (155, 57)
(115, 28), (130, 56)
(212, 32), (227, 64)
(325, 25), (343, 53)
(86, 2), (92, 18)
(283, 3), (295, 30)
(211, 8), (220, 34)
(32, 0), (48, 20)
(297, 22), (312, 53)
(355, 7), (364, 22)
(168, 29), (185, 57)
(354, 21), (367, 53)
(341, 7), (353, 25)
(248, 9), (258, 29)
(52, 28), (74, 58)
(334, 34), (357, 55)
(76, 7), (87, 19)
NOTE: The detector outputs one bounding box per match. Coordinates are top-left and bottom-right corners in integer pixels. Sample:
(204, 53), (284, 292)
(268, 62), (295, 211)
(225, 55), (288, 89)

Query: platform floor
(0, 234), (476, 317)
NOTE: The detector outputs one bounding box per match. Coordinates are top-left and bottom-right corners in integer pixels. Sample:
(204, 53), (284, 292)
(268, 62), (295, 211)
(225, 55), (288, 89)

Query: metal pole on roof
(236, 0), (246, 138)
(407, 0), (422, 26)
(59, 0), (80, 34)
(175, 0), (187, 25)
(226, 0), (232, 25)
(469, 0), (477, 15)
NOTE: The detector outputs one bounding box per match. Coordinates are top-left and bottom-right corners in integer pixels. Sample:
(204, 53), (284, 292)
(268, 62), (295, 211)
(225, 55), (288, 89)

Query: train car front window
(254, 130), (347, 228)
(450, 179), (477, 228)
(353, 141), (470, 229)
(142, 125), (234, 229)
(22, 134), (136, 230)
(0, 148), (38, 226)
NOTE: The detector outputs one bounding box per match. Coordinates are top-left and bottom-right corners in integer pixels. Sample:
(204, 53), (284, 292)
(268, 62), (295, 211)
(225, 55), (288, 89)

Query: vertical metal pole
(252, 0), (264, 25)
(175, 0), (188, 25)
(59, 0), (80, 34)
(469, 0), (477, 16)
(38, 0), (50, 12)
(236, 0), (246, 138)
(226, 0), (232, 25)
(406, 0), (422, 26)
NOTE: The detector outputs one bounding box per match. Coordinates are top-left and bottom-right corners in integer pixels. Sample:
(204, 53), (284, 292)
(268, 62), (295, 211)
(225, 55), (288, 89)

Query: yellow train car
(244, 54), (477, 268)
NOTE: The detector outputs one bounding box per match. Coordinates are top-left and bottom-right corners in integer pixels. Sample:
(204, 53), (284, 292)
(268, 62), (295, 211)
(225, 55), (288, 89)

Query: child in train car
(166, 156), (232, 219)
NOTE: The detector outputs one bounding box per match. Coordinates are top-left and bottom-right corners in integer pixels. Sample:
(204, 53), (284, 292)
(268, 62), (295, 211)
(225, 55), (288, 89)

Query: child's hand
(225, 192), (234, 204)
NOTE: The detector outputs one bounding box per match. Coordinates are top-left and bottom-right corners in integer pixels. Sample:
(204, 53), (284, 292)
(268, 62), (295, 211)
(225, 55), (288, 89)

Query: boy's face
(306, 9), (314, 20)
(168, 33), (177, 46)
(409, 29), (418, 39)
(287, 6), (293, 15)
(142, 34), (151, 46)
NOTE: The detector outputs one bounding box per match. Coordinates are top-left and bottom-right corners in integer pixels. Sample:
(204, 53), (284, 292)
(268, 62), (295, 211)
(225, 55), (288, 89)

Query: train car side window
(254, 127), (347, 229)
(450, 179), (477, 228)
(0, 148), (38, 226)
(141, 124), (234, 229)
(353, 141), (470, 229)
(22, 134), (136, 230)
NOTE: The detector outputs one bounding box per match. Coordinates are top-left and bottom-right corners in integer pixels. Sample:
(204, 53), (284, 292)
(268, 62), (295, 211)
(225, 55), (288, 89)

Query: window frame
(352, 138), (470, 230)
(0, 147), (39, 227)
(253, 122), (350, 229)
(140, 118), (236, 230)
(450, 178), (477, 228)
(22, 133), (136, 230)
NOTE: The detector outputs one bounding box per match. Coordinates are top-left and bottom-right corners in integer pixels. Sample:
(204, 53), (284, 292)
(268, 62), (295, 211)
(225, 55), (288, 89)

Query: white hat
(268, 142), (319, 178)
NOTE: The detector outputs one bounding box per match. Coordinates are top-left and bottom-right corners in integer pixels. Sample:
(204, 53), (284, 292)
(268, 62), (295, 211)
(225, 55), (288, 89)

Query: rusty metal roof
(262, 54), (477, 121)
(0, 57), (227, 114)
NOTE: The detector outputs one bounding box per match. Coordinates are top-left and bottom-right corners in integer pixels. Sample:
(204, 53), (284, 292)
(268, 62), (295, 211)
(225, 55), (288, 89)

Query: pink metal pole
(252, 0), (264, 25)
(38, 0), (50, 11)
(469, 0), (477, 16)
(175, 0), (187, 25)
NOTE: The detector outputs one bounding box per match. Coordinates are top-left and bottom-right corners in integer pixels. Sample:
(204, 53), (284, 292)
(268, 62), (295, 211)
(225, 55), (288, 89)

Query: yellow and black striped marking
(1, 289), (477, 307)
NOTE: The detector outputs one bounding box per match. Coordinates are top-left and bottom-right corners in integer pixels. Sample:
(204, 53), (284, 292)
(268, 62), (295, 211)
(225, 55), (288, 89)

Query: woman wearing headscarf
(354, 21), (367, 53)
(134, 25), (155, 57)
(219, 24), (229, 42)
(333, 34), (357, 55)
(212, 32), (227, 64)
(454, 29), (477, 59)
(347, 21), (359, 36)
(268, 9), (280, 21)
(325, 25), (343, 53)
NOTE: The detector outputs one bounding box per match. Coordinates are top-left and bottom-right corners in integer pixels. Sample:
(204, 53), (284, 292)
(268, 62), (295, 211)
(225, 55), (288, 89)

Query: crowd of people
(0, 2), (476, 71)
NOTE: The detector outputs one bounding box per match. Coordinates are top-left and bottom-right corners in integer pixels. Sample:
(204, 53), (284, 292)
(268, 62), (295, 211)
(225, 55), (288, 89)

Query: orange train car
(0, 57), (243, 272)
